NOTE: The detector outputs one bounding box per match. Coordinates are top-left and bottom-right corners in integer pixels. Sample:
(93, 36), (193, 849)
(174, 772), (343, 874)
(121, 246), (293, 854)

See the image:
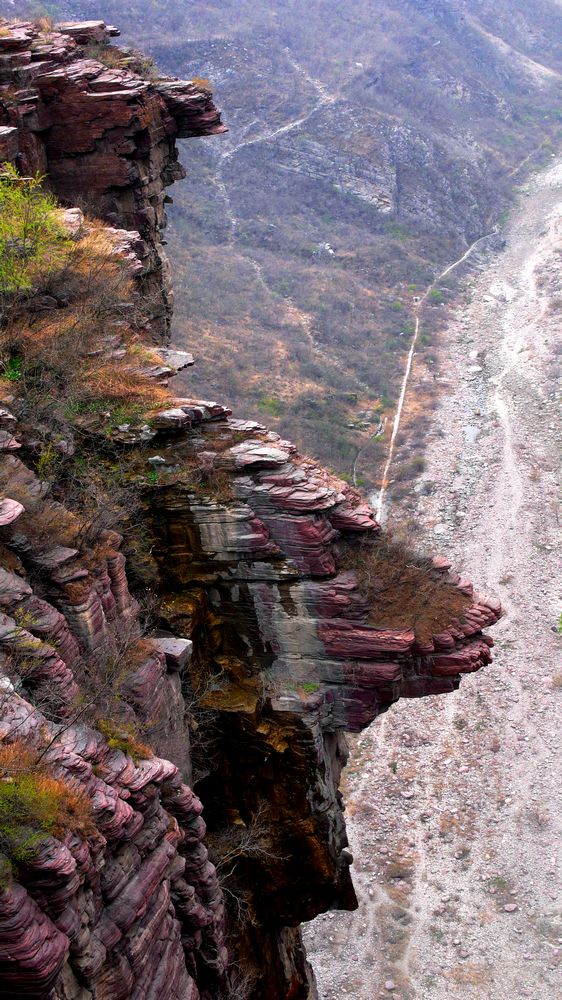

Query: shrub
(96, 719), (152, 763)
(0, 741), (94, 884)
(258, 395), (284, 417)
(393, 455), (426, 482)
(301, 682), (320, 694)
(338, 533), (470, 643)
(1, 357), (22, 382)
(0, 163), (70, 306)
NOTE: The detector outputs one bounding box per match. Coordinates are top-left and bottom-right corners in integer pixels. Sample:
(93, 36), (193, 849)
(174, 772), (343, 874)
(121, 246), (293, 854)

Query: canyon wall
(0, 21), (500, 999)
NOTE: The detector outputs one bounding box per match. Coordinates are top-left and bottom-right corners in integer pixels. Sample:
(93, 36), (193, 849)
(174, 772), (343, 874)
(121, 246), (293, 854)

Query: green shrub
(0, 742), (94, 884)
(258, 395), (284, 417)
(0, 163), (69, 300)
(387, 223), (409, 240)
(97, 719), (152, 763)
(1, 357), (22, 382)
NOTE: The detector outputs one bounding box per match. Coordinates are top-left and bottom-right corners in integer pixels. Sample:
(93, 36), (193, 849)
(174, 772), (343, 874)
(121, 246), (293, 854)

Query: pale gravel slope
(303, 158), (562, 1000)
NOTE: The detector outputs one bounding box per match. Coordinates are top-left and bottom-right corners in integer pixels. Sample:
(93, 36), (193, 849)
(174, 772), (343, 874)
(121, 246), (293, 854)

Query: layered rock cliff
(0, 20), (500, 1000)
(0, 18), (224, 339)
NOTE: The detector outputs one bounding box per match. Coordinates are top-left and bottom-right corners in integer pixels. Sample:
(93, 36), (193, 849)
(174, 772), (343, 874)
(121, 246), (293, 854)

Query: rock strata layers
(0, 19), (500, 1000)
(0, 19), (225, 339)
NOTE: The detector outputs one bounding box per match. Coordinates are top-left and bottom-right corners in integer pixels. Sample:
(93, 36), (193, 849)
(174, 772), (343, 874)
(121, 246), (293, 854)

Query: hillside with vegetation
(35, 0), (562, 491)
(0, 18), (504, 999)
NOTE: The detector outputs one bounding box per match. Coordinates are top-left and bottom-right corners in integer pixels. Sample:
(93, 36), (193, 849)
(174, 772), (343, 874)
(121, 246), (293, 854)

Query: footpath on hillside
(304, 158), (562, 1000)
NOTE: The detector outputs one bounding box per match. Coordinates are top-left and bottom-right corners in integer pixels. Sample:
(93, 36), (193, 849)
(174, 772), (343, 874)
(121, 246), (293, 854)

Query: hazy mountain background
(8, 0), (562, 487)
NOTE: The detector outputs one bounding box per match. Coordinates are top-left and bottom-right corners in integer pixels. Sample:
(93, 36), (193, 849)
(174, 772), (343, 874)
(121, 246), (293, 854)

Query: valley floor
(303, 158), (562, 999)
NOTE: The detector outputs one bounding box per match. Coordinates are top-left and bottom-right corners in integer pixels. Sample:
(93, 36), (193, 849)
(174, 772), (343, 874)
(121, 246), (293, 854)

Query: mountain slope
(12, 0), (562, 489)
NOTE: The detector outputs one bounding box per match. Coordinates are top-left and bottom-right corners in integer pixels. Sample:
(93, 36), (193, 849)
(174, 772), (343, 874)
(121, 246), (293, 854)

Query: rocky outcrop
(136, 412), (499, 993)
(0, 392), (499, 999)
(0, 19), (225, 339)
(0, 19), (501, 1000)
(0, 457), (228, 1000)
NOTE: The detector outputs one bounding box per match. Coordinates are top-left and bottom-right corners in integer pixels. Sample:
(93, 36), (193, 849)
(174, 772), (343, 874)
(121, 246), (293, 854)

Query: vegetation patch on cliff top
(0, 166), (168, 431)
(338, 533), (470, 644)
(96, 719), (153, 763)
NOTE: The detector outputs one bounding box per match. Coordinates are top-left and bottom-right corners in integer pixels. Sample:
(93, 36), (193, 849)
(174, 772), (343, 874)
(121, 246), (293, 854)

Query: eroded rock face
(0, 478), (228, 999)
(0, 399), (499, 999)
(139, 417), (499, 992)
(0, 19), (225, 339)
(0, 20), (500, 1000)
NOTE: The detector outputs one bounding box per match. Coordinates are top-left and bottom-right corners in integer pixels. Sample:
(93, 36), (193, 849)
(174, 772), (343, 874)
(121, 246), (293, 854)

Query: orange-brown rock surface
(0, 19), (500, 1000)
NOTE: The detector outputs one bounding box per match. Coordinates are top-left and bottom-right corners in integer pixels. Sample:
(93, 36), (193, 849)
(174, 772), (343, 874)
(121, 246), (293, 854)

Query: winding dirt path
(210, 55), (355, 380)
(304, 158), (562, 1000)
(368, 230), (495, 520)
(355, 133), (560, 512)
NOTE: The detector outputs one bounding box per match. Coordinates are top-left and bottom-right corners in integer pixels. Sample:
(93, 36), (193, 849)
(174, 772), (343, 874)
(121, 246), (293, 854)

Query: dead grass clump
(34, 16), (54, 34)
(191, 76), (212, 92)
(338, 533), (470, 643)
(81, 43), (124, 68)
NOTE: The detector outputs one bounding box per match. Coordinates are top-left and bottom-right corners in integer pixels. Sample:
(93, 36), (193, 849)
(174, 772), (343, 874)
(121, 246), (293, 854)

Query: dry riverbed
(303, 159), (562, 999)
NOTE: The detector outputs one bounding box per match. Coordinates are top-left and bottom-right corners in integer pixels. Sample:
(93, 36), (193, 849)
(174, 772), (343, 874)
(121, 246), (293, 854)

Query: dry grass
(338, 532), (470, 643)
(82, 43), (124, 68)
(34, 16), (54, 34)
(1, 220), (168, 429)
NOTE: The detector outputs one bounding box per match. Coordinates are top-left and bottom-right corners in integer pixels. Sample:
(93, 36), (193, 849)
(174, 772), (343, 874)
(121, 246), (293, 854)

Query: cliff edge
(0, 20), (500, 1000)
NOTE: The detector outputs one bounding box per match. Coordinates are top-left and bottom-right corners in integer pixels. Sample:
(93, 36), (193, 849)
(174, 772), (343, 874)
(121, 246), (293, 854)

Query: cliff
(0, 18), (225, 339)
(0, 20), (500, 1000)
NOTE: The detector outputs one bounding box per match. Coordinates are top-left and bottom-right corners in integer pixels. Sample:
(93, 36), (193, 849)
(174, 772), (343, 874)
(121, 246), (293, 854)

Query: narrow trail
(355, 129), (560, 520)
(374, 231), (493, 520)
(353, 229), (495, 507)
(210, 52), (352, 381)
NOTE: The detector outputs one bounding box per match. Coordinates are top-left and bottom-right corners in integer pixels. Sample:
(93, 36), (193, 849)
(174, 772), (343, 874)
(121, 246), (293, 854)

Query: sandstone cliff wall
(0, 20), (500, 1000)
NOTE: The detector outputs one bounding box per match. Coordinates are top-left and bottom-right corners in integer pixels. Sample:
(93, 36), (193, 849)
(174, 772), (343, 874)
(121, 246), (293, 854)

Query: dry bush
(55, 454), (146, 548)
(338, 532), (470, 643)
(206, 802), (283, 927)
(160, 458), (234, 505)
(13, 503), (79, 551)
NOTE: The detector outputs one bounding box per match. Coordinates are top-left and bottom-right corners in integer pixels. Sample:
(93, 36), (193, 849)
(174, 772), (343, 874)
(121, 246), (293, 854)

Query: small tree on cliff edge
(0, 163), (69, 323)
